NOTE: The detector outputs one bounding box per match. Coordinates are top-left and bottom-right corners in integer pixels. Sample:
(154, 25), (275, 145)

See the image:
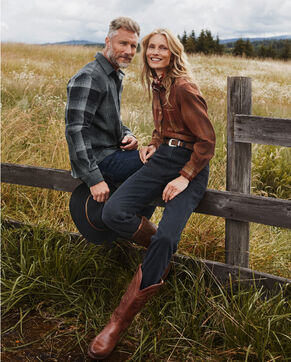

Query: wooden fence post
(226, 77), (252, 267)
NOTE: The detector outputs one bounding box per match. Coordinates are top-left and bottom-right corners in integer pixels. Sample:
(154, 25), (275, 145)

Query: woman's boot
(132, 216), (157, 248)
(88, 264), (163, 360)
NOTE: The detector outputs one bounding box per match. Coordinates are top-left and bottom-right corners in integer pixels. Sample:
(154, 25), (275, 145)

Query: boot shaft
(132, 216), (157, 248)
(88, 264), (163, 360)
(111, 265), (163, 326)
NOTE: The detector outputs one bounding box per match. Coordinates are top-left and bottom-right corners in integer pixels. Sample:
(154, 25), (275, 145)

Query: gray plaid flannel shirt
(65, 52), (133, 187)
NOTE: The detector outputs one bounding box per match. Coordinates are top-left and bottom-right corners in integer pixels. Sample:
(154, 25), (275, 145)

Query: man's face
(105, 28), (138, 69)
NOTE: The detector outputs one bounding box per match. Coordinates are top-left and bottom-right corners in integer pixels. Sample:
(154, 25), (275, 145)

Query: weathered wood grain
(234, 115), (291, 146)
(226, 77), (252, 267)
(2, 163), (291, 228)
(197, 190), (291, 228)
(1, 163), (81, 192)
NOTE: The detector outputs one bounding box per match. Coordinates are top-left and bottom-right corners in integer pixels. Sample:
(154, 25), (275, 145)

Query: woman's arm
(177, 82), (216, 181)
(162, 81), (215, 201)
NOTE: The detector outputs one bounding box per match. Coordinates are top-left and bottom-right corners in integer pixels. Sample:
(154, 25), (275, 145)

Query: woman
(88, 29), (216, 360)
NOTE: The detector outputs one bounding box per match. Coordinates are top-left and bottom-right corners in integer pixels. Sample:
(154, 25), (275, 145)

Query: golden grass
(1, 43), (291, 277)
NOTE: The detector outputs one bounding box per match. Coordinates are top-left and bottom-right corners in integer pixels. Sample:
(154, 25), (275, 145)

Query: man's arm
(121, 124), (132, 137)
(65, 72), (108, 198)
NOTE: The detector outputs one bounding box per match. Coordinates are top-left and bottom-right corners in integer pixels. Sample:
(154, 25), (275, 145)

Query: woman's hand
(162, 175), (189, 202)
(139, 145), (156, 164)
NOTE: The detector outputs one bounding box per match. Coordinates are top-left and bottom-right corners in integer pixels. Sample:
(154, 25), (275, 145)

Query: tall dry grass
(1, 43), (291, 277)
(2, 225), (290, 361)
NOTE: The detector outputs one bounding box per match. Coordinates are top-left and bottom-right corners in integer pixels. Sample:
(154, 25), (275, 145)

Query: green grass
(1, 225), (290, 361)
(252, 145), (291, 199)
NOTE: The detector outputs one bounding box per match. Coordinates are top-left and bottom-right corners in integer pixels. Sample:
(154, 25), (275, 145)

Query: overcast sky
(1, 0), (291, 44)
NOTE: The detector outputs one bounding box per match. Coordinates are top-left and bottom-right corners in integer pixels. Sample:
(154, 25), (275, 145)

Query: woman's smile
(146, 34), (172, 75)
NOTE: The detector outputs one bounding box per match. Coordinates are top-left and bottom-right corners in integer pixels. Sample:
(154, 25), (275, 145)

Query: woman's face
(146, 34), (172, 76)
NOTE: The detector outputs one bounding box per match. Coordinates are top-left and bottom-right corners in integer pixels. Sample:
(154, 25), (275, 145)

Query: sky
(1, 0), (291, 44)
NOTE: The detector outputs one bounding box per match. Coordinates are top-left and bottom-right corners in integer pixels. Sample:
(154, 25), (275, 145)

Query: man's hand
(139, 145), (156, 164)
(90, 181), (110, 202)
(120, 135), (138, 150)
(162, 175), (189, 203)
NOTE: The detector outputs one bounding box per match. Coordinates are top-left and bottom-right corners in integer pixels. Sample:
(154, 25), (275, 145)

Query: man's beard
(107, 46), (131, 69)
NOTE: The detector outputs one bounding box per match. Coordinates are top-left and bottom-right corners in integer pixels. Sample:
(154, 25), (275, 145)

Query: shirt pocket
(163, 107), (184, 132)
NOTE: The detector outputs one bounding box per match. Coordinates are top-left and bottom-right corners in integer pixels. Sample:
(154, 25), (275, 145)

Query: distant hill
(42, 40), (105, 47)
(220, 35), (291, 44)
(43, 36), (291, 47)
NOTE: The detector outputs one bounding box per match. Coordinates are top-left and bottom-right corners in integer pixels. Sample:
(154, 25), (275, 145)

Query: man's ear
(104, 36), (111, 54)
(105, 36), (110, 47)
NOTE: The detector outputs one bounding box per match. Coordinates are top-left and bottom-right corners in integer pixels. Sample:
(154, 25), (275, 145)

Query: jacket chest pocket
(163, 107), (184, 132)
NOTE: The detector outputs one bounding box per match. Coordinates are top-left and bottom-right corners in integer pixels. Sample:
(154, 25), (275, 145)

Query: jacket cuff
(148, 139), (162, 149)
(179, 169), (197, 182)
(124, 131), (133, 137)
(80, 169), (104, 188)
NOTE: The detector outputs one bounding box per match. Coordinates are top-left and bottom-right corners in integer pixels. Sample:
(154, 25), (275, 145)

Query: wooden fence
(226, 77), (291, 267)
(2, 76), (291, 289)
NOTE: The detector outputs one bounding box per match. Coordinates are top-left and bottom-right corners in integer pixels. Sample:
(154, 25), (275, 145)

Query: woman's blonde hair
(141, 28), (192, 102)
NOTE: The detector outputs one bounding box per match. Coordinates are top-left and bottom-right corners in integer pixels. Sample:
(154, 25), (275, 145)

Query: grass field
(1, 43), (291, 360)
(2, 43), (291, 275)
(2, 225), (290, 361)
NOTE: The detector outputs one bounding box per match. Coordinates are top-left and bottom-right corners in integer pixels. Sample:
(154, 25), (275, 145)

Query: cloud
(116, 0), (156, 14)
(1, 0), (291, 43)
(213, 0), (291, 38)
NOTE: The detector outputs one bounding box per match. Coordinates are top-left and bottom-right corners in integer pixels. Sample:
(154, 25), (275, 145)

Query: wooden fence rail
(234, 114), (291, 146)
(1, 76), (291, 289)
(226, 77), (291, 267)
(1, 163), (291, 229)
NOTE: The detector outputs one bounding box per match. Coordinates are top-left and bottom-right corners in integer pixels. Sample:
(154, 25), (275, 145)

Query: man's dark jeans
(98, 149), (155, 220)
(99, 149), (143, 185)
(102, 144), (209, 289)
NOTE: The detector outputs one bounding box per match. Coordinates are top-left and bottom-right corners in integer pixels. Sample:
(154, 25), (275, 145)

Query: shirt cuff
(124, 130), (134, 137)
(179, 169), (197, 182)
(149, 139), (162, 149)
(80, 168), (104, 187)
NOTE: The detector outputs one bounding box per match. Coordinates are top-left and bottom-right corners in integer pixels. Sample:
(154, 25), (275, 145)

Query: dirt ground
(1, 314), (134, 361)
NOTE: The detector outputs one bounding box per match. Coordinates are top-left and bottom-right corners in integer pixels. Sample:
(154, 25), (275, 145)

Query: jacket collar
(95, 52), (125, 77)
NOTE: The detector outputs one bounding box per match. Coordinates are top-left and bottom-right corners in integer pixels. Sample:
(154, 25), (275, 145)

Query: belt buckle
(168, 138), (181, 147)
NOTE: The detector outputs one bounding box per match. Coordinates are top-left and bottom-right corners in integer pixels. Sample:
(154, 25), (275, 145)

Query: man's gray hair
(108, 17), (140, 38)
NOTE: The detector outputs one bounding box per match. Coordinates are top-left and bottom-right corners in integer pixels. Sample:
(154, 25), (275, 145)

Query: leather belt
(163, 138), (194, 150)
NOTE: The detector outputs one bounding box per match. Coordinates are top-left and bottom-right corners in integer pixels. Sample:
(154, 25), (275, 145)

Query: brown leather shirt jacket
(149, 77), (216, 181)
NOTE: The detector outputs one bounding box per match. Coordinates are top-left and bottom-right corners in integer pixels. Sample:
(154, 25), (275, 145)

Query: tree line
(178, 30), (291, 60)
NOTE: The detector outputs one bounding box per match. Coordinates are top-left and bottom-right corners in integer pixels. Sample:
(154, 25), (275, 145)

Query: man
(65, 17), (155, 246)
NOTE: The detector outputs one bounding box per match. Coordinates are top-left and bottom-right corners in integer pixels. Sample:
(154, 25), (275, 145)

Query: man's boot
(132, 216), (157, 248)
(88, 264), (163, 360)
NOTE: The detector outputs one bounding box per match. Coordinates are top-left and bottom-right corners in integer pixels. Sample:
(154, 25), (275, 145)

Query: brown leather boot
(88, 265), (163, 360)
(132, 216), (157, 248)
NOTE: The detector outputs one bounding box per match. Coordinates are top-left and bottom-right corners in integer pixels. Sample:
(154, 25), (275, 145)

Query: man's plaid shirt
(65, 52), (133, 187)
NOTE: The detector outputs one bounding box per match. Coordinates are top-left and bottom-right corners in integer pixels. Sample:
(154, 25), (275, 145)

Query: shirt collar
(95, 52), (125, 78)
